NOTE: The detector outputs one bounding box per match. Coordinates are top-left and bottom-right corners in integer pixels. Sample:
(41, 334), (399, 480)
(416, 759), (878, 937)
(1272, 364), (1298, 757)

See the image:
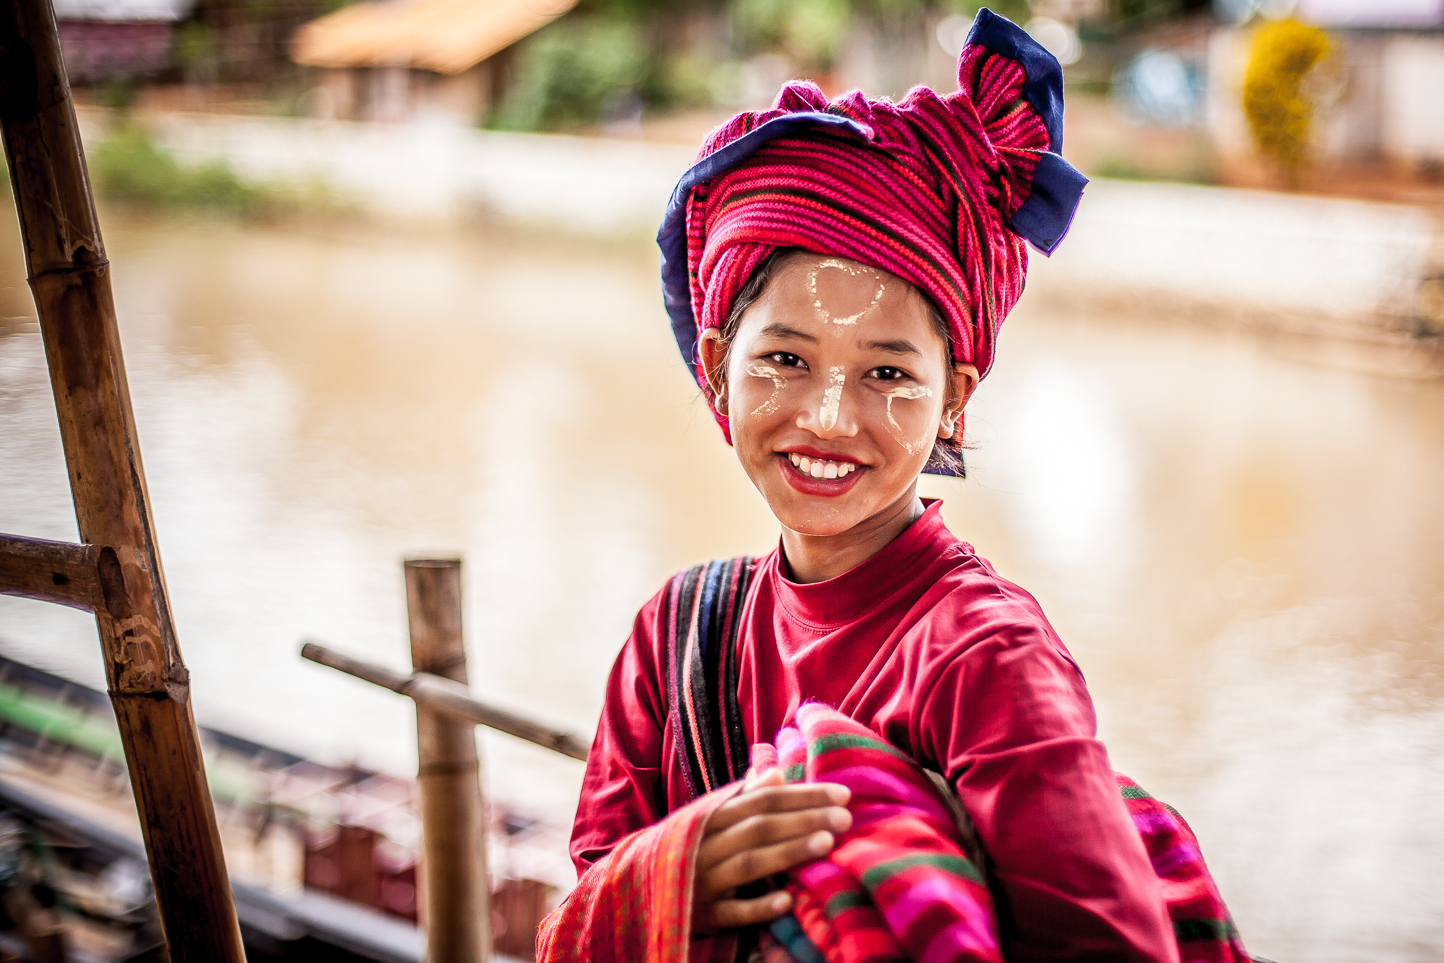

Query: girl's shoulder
(906, 546), (1077, 665)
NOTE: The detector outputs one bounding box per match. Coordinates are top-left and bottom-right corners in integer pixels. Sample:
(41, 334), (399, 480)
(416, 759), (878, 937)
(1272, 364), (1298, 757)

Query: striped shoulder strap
(665, 555), (756, 801)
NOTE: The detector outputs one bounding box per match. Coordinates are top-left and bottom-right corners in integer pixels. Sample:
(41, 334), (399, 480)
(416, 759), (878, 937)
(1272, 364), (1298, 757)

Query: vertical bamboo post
(0, 2), (244, 960)
(406, 559), (490, 963)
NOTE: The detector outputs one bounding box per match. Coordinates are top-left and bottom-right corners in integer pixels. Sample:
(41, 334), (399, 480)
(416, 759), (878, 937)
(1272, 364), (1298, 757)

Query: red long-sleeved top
(571, 501), (1177, 962)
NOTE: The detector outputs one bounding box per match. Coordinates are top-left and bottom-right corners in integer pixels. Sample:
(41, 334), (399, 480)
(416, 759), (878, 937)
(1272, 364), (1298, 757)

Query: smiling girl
(540, 10), (1245, 963)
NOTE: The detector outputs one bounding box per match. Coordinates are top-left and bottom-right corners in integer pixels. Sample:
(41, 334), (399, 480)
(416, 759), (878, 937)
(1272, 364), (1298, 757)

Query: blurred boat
(0, 652), (557, 962)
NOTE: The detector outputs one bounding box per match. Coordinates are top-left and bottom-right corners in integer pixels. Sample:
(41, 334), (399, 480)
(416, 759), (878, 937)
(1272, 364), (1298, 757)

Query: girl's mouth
(779, 452), (865, 496)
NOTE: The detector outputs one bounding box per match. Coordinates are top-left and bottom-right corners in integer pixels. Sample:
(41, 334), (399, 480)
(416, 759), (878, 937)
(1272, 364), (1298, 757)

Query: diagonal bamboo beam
(0, 2), (245, 960)
(301, 641), (591, 761)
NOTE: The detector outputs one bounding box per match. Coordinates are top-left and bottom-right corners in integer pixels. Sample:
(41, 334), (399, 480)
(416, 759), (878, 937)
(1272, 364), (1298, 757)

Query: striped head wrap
(657, 8), (1087, 475)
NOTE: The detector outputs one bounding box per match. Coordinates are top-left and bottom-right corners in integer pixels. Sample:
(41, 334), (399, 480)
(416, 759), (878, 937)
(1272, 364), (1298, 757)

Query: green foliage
(1242, 17), (1329, 186)
(491, 17), (650, 131)
(90, 127), (266, 213)
(492, 0), (1043, 128)
(174, 22), (217, 70)
(581, 0), (718, 15)
(647, 53), (719, 109)
(731, 0), (852, 69)
(95, 76), (141, 114)
(941, 0), (1030, 24)
(1116, 0), (1174, 18)
(174, 21), (219, 84)
(1091, 153), (1216, 185)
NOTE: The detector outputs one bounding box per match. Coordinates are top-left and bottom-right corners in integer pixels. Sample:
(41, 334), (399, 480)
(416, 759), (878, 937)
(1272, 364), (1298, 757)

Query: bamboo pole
(405, 559), (491, 963)
(300, 641), (591, 761)
(0, 3), (244, 959)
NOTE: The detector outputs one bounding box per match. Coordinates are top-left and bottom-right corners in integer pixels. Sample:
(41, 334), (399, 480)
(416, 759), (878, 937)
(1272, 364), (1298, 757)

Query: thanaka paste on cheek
(744, 361), (788, 415)
(880, 385), (934, 455)
(807, 259), (885, 326)
(819, 366), (845, 430)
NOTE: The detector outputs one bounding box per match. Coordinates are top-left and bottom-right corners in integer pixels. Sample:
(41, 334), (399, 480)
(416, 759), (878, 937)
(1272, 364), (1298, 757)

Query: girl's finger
(698, 887), (793, 933)
(698, 830), (836, 898)
(743, 766), (784, 792)
(698, 804), (851, 871)
(705, 781), (850, 834)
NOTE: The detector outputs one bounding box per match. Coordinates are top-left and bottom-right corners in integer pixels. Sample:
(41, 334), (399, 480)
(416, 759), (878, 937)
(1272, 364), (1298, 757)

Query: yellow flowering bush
(1242, 18), (1330, 186)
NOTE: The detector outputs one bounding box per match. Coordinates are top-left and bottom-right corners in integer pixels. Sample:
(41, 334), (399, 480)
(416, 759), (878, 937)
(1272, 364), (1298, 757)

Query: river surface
(1, 208), (1441, 961)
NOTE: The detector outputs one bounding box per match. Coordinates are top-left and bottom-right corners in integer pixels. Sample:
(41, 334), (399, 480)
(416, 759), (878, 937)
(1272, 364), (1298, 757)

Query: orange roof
(292, 0), (577, 75)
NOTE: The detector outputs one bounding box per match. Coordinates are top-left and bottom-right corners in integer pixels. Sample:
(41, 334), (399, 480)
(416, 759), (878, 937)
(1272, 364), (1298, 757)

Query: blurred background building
(51, 0), (1444, 195)
(4, 1), (1444, 961)
(289, 0), (578, 125)
(54, 0), (195, 84)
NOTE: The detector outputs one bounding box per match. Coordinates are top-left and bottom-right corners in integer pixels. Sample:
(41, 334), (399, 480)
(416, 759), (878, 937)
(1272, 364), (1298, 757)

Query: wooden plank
(0, 533), (119, 613)
(0, 2), (245, 960)
(405, 559), (490, 963)
(300, 641), (591, 761)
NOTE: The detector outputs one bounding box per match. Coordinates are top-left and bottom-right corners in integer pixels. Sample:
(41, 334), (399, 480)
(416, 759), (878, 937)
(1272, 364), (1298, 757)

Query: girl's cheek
(870, 385), (935, 456)
(737, 361), (791, 418)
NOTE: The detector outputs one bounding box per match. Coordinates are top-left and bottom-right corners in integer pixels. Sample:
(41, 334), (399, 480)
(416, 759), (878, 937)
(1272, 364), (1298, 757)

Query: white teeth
(788, 454), (859, 478)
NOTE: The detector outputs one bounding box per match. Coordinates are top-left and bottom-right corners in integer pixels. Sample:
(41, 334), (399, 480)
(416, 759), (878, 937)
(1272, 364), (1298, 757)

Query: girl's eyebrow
(758, 322), (817, 343)
(863, 338), (921, 357)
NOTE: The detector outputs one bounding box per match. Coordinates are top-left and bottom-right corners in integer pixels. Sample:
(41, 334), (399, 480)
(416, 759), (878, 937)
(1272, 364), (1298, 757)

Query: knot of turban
(656, 8), (1088, 474)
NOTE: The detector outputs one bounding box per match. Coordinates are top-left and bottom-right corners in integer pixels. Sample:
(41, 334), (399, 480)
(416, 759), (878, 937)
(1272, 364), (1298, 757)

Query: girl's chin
(765, 487), (881, 538)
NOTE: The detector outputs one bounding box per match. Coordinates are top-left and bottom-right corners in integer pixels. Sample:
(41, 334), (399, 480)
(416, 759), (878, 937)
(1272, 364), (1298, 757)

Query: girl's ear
(938, 362), (978, 439)
(938, 411), (962, 440)
(698, 328), (728, 407)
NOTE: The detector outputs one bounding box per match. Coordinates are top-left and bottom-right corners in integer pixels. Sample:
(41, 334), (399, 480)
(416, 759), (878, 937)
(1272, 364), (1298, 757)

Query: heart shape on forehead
(807, 258), (886, 327)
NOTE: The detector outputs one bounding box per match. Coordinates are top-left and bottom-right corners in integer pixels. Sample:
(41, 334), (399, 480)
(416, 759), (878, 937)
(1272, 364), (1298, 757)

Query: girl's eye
(767, 352), (805, 368)
(870, 366), (906, 381)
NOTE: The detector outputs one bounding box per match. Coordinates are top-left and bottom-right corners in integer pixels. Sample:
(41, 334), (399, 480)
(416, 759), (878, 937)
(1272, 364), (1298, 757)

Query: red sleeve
(543, 786), (742, 963)
(916, 592), (1179, 963)
(569, 584), (671, 874)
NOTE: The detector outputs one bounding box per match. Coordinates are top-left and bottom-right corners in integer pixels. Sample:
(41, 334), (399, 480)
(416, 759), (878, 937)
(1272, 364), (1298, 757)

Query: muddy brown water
(1, 210), (1440, 961)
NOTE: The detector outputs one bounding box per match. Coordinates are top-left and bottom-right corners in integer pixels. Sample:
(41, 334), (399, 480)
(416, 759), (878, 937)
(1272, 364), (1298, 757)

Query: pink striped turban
(657, 9), (1086, 474)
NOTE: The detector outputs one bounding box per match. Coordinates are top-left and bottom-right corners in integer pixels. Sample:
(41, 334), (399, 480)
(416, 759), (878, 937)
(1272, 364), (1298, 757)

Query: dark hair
(708, 249), (966, 476)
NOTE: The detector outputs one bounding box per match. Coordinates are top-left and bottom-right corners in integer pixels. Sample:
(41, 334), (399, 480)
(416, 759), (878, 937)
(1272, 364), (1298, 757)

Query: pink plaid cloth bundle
(750, 705), (1251, 963)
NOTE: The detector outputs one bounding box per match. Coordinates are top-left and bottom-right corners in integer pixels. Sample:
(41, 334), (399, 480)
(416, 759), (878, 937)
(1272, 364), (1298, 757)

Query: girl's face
(704, 253), (976, 540)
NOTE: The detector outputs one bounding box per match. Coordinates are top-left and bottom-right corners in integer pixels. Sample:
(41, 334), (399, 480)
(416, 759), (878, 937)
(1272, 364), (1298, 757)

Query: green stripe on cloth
(782, 763), (805, 783)
(807, 732), (912, 764)
(1119, 784), (1153, 799)
(1174, 918), (1237, 942)
(860, 852), (983, 889)
(823, 890), (870, 918)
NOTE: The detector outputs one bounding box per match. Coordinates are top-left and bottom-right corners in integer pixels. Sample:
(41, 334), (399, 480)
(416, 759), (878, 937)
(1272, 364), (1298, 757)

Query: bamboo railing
(0, 2), (245, 960)
(302, 558), (592, 963)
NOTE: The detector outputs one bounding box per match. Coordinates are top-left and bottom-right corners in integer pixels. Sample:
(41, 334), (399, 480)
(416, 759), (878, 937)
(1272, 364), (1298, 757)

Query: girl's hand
(691, 768), (852, 936)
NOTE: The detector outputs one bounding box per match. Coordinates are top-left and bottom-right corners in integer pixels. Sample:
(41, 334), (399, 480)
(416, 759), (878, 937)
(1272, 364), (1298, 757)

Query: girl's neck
(779, 493), (926, 584)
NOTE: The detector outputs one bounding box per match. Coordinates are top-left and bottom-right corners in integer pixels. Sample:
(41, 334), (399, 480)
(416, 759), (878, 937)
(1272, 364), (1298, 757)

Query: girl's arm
(569, 590), (671, 872)
(920, 617), (1178, 963)
(557, 588), (850, 961)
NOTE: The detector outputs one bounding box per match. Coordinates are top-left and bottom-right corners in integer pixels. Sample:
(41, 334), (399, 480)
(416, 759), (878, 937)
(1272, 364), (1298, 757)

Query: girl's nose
(797, 367), (858, 438)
